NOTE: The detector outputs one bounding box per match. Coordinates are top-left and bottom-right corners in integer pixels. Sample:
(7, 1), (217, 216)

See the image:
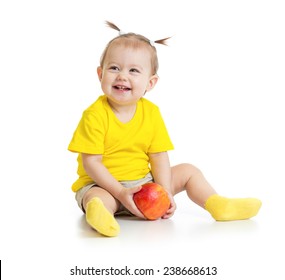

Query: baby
(68, 21), (261, 237)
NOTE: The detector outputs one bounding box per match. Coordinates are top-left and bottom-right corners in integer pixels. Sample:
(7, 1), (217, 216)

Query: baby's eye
(130, 68), (140, 73)
(109, 66), (119, 71)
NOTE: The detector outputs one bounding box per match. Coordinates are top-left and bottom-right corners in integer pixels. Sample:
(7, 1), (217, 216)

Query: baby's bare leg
(171, 163), (262, 221)
(82, 187), (121, 237)
(171, 163), (216, 207)
(83, 187), (120, 214)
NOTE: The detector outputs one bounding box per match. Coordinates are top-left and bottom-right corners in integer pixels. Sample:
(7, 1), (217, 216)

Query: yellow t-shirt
(68, 95), (174, 192)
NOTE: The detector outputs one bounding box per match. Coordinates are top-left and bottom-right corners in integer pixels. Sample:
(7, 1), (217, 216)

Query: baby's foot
(86, 197), (120, 237)
(205, 194), (262, 221)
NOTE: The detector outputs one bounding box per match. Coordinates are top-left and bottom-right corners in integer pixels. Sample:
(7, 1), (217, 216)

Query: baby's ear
(97, 66), (103, 81)
(146, 75), (159, 92)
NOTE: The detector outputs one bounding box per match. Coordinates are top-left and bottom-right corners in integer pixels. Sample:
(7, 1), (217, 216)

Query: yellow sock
(86, 197), (120, 237)
(205, 194), (262, 221)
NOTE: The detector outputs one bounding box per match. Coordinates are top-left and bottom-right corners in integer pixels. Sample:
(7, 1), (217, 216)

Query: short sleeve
(68, 110), (106, 154)
(148, 108), (174, 153)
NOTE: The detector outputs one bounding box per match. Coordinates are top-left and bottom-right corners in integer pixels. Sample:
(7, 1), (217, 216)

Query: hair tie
(119, 30), (126, 36)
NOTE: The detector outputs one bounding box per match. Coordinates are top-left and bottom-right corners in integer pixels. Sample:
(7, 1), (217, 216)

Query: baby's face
(97, 44), (157, 107)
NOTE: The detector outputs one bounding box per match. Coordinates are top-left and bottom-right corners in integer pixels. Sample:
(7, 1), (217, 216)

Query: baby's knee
(180, 163), (202, 176)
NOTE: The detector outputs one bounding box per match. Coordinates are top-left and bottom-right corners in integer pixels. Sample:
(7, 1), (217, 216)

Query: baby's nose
(116, 71), (128, 81)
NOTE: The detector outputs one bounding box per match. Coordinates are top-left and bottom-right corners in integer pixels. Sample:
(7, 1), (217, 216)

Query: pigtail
(105, 21), (121, 32)
(154, 37), (172, 46)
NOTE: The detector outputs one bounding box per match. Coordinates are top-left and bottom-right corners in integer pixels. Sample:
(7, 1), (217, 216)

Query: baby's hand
(117, 186), (146, 219)
(161, 191), (176, 219)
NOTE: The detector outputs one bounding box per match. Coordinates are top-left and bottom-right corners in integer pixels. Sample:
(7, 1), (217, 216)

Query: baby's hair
(105, 21), (120, 32)
(105, 21), (171, 46)
(100, 21), (171, 74)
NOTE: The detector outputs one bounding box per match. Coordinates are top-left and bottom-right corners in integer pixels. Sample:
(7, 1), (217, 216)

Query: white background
(1, 0), (284, 279)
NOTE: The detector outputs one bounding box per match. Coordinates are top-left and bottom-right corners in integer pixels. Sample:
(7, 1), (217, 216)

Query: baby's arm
(149, 152), (176, 218)
(82, 153), (145, 218)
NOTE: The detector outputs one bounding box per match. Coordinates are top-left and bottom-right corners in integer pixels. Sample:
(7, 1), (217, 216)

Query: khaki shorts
(75, 173), (153, 215)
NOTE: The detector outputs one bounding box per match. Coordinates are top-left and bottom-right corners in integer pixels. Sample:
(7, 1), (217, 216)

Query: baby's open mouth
(114, 85), (131, 91)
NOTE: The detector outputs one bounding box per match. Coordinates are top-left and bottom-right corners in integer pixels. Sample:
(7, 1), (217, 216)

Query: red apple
(133, 182), (170, 220)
